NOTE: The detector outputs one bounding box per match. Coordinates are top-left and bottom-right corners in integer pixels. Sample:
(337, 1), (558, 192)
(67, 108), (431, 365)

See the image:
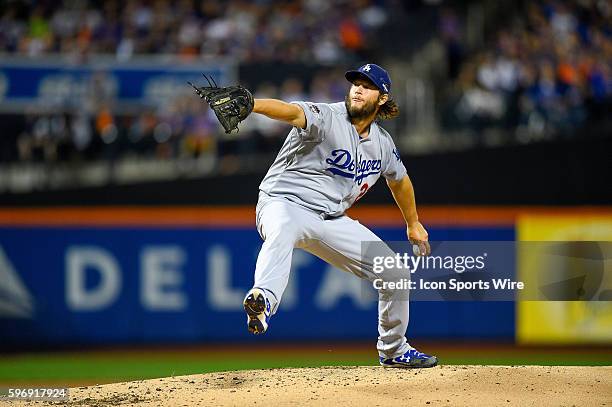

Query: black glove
(188, 75), (254, 134)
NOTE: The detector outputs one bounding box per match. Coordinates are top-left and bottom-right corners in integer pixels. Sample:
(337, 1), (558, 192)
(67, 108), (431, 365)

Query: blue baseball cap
(345, 63), (391, 94)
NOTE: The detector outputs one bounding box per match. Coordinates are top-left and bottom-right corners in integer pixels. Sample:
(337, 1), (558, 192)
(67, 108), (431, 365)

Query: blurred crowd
(0, 0), (389, 63)
(441, 0), (611, 141)
(12, 69), (349, 167)
(2, 0), (611, 169)
(1, 0), (391, 168)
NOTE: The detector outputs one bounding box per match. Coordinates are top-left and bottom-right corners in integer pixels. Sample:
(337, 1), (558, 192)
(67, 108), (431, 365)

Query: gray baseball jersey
(259, 101), (407, 217)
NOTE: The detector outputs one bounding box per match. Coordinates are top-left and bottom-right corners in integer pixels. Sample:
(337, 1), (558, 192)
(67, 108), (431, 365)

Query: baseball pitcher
(191, 64), (437, 368)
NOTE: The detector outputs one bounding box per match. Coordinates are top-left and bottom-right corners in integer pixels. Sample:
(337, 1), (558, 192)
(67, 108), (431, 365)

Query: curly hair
(377, 98), (400, 120)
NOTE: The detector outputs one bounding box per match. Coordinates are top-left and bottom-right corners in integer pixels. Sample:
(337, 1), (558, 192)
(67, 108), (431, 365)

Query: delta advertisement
(0, 223), (515, 348)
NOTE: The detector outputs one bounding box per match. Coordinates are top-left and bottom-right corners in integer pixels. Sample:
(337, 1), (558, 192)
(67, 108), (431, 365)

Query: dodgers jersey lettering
(259, 101), (407, 217)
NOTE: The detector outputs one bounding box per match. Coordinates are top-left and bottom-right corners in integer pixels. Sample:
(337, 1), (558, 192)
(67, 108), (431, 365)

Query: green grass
(0, 354), (373, 383)
(0, 349), (610, 385)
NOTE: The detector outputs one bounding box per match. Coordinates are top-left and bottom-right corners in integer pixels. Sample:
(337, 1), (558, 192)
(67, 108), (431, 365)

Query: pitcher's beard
(345, 94), (377, 119)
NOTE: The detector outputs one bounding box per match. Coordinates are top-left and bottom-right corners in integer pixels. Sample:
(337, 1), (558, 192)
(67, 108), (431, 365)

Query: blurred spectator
(22, 5), (52, 56)
(280, 78), (306, 102)
(71, 112), (93, 153)
(0, 7), (24, 52)
(438, 7), (464, 80)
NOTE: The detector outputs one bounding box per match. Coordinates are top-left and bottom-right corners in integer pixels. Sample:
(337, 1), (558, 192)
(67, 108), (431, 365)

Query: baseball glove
(188, 75), (254, 134)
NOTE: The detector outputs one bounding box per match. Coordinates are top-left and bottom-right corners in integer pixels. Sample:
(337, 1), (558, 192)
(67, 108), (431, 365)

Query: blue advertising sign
(0, 226), (514, 347)
(0, 57), (235, 109)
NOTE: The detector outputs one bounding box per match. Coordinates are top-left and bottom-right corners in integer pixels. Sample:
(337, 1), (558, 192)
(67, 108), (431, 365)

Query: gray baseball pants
(253, 194), (412, 359)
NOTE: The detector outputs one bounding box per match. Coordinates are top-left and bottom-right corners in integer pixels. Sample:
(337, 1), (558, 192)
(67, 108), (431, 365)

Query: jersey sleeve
(381, 133), (408, 182)
(290, 101), (329, 143)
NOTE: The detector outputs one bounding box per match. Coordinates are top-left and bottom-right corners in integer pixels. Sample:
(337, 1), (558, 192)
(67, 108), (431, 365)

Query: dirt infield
(4, 365), (611, 406)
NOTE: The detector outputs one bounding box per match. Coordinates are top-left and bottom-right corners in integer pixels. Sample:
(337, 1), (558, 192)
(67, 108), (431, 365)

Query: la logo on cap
(363, 64), (371, 72)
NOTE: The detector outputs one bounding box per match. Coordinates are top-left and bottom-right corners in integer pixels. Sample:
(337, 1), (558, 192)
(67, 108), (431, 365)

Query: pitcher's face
(345, 78), (385, 119)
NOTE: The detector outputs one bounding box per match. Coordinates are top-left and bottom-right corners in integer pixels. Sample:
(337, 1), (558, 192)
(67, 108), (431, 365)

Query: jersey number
(356, 183), (369, 201)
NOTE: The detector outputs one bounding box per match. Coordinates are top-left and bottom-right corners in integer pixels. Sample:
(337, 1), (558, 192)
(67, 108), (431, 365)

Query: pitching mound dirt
(6, 365), (612, 406)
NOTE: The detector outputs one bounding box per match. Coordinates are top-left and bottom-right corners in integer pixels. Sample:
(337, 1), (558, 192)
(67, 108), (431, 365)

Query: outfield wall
(0, 206), (609, 348)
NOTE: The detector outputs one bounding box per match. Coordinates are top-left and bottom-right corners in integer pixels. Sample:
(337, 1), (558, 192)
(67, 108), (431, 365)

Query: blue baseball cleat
(243, 288), (271, 335)
(379, 348), (438, 368)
